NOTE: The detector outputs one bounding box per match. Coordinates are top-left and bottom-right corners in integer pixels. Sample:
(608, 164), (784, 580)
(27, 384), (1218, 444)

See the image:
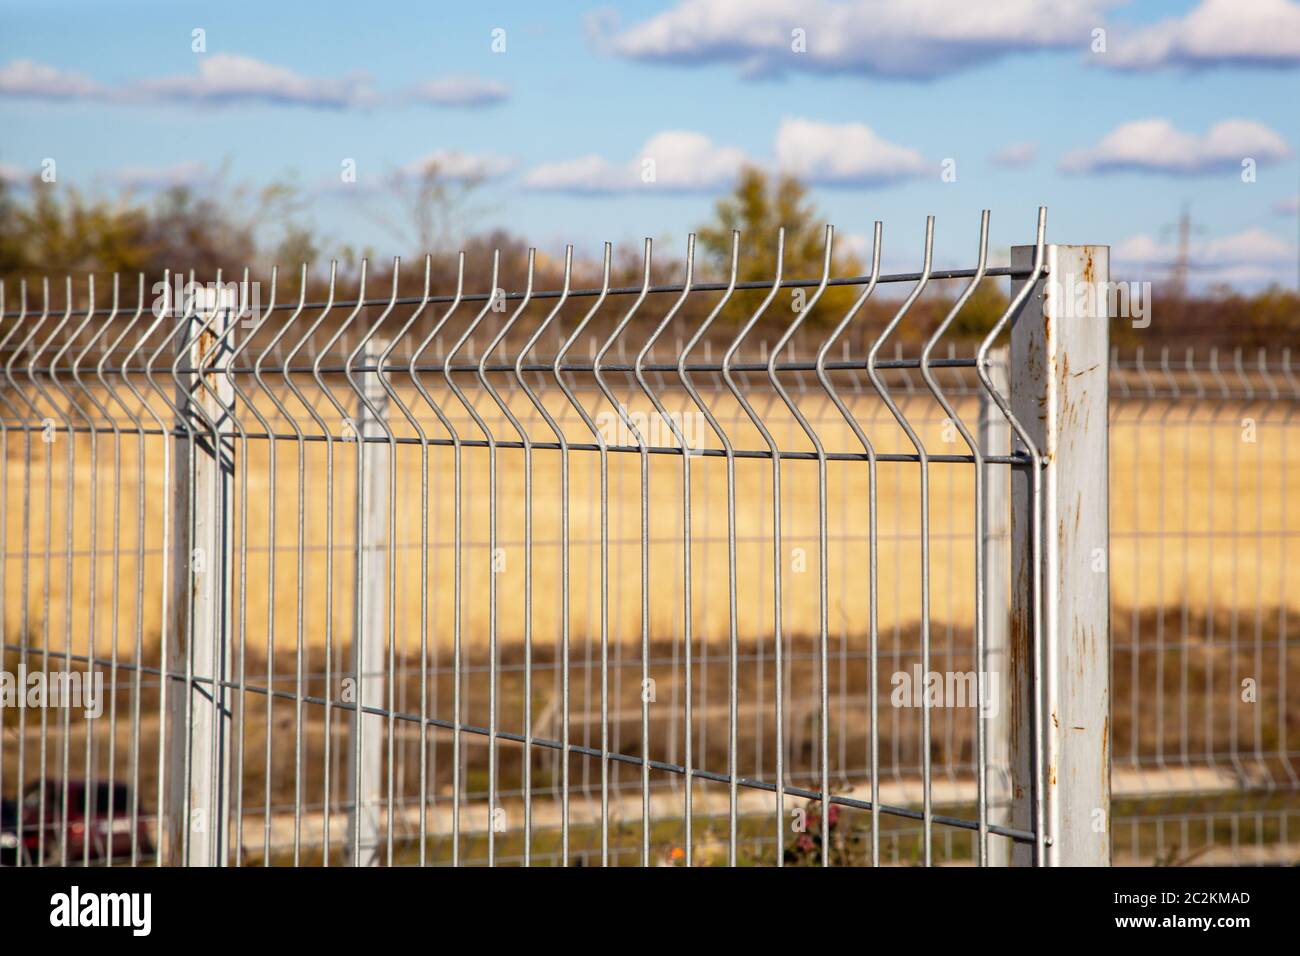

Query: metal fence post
(1008, 244), (1111, 866)
(167, 286), (235, 866)
(980, 347), (1013, 866)
(348, 338), (388, 866)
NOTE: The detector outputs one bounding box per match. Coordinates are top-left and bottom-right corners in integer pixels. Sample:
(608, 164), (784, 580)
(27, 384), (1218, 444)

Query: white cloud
(525, 120), (924, 193)
(110, 161), (214, 190)
(592, 0), (1113, 80)
(1196, 229), (1297, 264)
(1111, 234), (1170, 265)
(0, 162), (29, 184)
(0, 56), (507, 110)
(1103, 0), (1300, 71)
(400, 149), (516, 181)
(408, 75), (509, 107)
(1113, 227), (1298, 283)
(630, 130), (751, 189)
(838, 232), (872, 263)
(524, 130), (749, 193)
(991, 141), (1038, 167)
(523, 154), (627, 193)
(1275, 194), (1300, 215)
(774, 118), (927, 185)
(0, 59), (103, 99)
(132, 54), (373, 108)
(1060, 118), (1290, 175)
(319, 149), (516, 195)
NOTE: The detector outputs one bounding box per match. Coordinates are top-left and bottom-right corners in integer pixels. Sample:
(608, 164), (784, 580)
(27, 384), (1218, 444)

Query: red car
(14, 780), (153, 866)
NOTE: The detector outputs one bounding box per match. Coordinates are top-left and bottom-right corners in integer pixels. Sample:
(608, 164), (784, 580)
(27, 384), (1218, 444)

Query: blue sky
(1, 0), (1298, 288)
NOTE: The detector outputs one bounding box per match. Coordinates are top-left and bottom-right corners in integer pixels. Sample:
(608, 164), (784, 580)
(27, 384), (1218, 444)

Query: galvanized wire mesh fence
(0, 208), (1130, 866)
(1108, 346), (1300, 865)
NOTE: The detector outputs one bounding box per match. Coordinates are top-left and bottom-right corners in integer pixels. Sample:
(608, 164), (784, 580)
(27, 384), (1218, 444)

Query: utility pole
(1160, 202), (1204, 328)
(1157, 202), (1196, 301)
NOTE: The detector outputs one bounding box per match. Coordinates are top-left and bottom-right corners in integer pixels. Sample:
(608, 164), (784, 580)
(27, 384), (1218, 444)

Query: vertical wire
(919, 213), (991, 863)
(53, 280), (85, 868)
(4, 281), (42, 868)
(82, 278), (142, 866)
(377, 257), (436, 864)
(44, 280), (91, 866)
(300, 263), (375, 865)
(278, 265), (341, 863)
(975, 207), (1049, 864)
(765, 227), (835, 863)
(0, 282), (30, 867)
(227, 268), (290, 864)
(0, 283), (8, 865)
(1278, 350), (1298, 788)
(1155, 348), (1181, 777)
(676, 234), (740, 863)
(514, 249), (574, 861)
(634, 236), (699, 862)
(97, 278), (148, 867)
(442, 254), (505, 865)
(63, 279), (109, 868)
(250, 270), (314, 863)
(865, 219), (935, 864)
(551, 247), (614, 863)
(720, 231), (787, 863)
(831, 336), (884, 867)
(26, 279), (69, 866)
(476, 251), (538, 863)
(588, 241), (655, 864)
(406, 255), (466, 863)
(116, 275), (172, 867)
(347, 267), (371, 867)
(30, 281), (78, 863)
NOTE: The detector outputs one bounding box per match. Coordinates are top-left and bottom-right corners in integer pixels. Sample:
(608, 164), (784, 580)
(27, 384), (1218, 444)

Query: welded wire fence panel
(0, 209), (1120, 867)
(0, 276), (171, 869)
(1109, 346), (1300, 866)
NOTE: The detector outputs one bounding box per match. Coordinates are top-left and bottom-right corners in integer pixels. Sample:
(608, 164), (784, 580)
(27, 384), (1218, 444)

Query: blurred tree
(697, 166), (864, 326)
(1, 178), (152, 278)
(946, 279), (1009, 341)
(272, 224), (320, 275)
(362, 159), (485, 257)
(137, 185), (255, 277)
(0, 174), (315, 289)
(0, 181), (29, 278)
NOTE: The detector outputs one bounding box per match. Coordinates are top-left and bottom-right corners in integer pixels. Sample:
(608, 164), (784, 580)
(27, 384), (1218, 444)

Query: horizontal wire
(0, 265), (1030, 320)
(0, 422), (1031, 463)
(7, 644), (1036, 844)
(5, 358), (984, 377)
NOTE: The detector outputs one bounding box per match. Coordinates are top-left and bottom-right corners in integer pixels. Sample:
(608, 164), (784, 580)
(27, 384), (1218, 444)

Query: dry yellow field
(2, 386), (1297, 660)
